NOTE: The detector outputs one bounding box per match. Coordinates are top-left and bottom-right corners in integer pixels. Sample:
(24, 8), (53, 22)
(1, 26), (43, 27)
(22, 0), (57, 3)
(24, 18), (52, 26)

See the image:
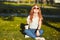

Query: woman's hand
(36, 30), (40, 37)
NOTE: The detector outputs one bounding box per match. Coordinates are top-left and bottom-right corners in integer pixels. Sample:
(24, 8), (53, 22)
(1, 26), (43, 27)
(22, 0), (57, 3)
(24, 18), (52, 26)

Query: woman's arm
(36, 19), (43, 37)
(25, 16), (30, 29)
(37, 19), (43, 30)
(27, 16), (30, 24)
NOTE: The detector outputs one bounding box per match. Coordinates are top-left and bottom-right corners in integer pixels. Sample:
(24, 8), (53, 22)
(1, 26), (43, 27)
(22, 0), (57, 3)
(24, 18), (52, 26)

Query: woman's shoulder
(27, 15), (30, 18)
(27, 15), (30, 20)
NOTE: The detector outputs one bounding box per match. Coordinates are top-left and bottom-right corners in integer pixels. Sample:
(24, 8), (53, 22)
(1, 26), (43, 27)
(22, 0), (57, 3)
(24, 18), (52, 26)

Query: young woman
(24, 4), (43, 40)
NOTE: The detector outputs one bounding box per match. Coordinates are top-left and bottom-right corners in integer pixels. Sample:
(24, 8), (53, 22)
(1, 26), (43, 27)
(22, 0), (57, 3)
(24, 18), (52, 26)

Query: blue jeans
(24, 29), (43, 38)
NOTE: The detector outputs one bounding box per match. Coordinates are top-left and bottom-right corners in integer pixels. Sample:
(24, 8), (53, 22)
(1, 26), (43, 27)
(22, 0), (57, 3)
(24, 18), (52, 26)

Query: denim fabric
(24, 29), (43, 38)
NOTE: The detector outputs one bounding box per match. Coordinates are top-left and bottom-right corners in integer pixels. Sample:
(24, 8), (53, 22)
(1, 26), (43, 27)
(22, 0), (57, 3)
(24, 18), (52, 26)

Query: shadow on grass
(43, 20), (60, 32)
(52, 3), (60, 8)
(0, 2), (60, 16)
(1, 16), (14, 21)
(41, 8), (60, 15)
(0, 2), (31, 21)
(0, 13), (16, 21)
(0, 2), (31, 14)
(43, 17), (60, 23)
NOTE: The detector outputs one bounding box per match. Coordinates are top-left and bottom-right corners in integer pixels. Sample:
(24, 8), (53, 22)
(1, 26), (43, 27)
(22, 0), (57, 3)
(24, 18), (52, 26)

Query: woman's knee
(40, 29), (44, 35)
(24, 29), (29, 33)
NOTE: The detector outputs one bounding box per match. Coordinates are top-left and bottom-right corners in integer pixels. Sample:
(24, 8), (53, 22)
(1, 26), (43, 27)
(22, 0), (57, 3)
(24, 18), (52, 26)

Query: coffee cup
(25, 25), (29, 29)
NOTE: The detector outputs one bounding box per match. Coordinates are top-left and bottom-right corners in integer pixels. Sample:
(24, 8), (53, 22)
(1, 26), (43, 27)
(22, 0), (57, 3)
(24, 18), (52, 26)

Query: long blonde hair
(29, 4), (43, 22)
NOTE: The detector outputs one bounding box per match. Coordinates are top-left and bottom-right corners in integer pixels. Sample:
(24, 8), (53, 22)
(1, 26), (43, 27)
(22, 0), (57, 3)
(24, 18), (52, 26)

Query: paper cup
(25, 25), (29, 29)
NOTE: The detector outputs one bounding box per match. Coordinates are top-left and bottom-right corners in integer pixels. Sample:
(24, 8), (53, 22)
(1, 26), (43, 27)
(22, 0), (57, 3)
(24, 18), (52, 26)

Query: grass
(3, 2), (35, 6)
(0, 17), (60, 40)
(2, 1), (51, 7)
(0, 2), (60, 40)
(0, 17), (34, 40)
(42, 22), (60, 40)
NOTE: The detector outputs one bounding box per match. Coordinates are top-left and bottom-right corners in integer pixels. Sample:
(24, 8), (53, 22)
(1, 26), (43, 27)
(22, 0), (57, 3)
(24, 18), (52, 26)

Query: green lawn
(0, 2), (60, 40)
(0, 17), (60, 40)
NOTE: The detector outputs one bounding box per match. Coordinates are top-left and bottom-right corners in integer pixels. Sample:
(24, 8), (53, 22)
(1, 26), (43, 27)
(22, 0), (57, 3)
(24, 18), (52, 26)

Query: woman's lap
(24, 29), (36, 38)
(24, 29), (44, 38)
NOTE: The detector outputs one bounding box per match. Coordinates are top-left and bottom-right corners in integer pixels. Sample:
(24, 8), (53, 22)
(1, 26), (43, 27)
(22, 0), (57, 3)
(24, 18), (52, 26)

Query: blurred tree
(46, 0), (50, 4)
(43, 0), (47, 4)
(50, 0), (54, 5)
(17, 0), (20, 4)
(46, 0), (54, 5)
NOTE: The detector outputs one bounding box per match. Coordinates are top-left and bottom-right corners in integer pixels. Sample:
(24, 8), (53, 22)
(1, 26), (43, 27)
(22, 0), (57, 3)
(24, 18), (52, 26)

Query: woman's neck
(33, 13), (38, 17)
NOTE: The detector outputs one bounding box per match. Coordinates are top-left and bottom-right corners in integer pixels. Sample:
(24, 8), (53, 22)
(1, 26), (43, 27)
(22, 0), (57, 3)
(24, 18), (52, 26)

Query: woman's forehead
(34, 5), (38, 8)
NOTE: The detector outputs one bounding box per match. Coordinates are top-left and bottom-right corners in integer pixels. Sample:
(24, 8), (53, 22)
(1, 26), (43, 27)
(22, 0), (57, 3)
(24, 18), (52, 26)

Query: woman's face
(33, 5), (39, 13)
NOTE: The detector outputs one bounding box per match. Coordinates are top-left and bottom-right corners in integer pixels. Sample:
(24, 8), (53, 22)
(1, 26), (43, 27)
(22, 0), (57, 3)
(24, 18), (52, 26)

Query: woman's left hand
(36, 30), (40, 37)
